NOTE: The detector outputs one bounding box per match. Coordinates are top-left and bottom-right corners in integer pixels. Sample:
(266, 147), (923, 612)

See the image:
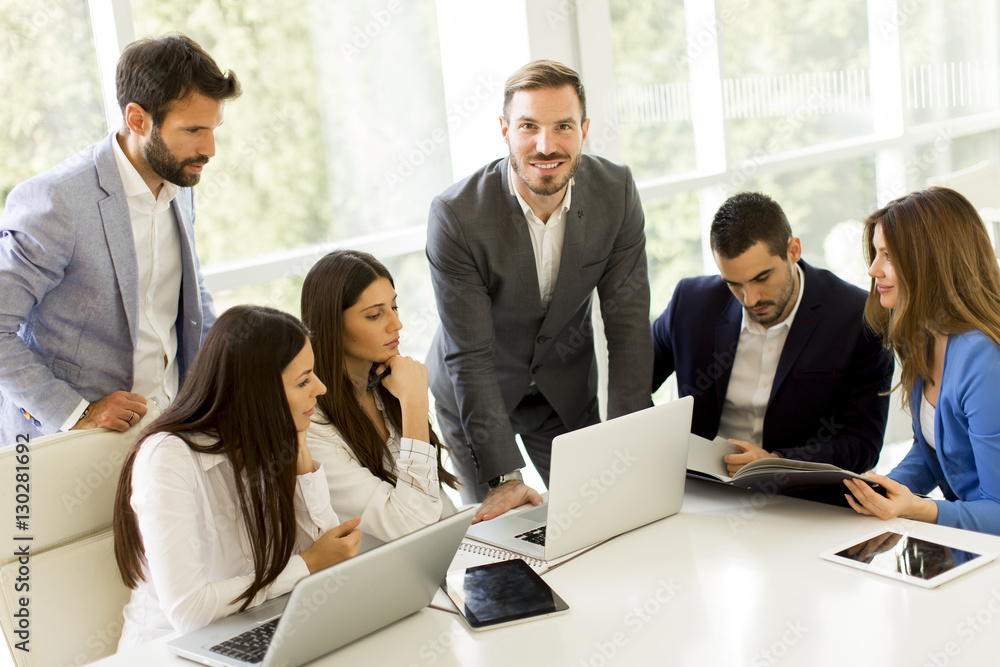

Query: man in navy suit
(652, 192), (893, 474)
(0, 35), (240, 445)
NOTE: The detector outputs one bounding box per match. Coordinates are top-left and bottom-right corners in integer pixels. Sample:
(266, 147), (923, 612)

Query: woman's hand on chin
(381, 356), (431, 442)
(380, 355), (429, 405)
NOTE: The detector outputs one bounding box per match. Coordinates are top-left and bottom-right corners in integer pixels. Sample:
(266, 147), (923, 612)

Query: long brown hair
(114, 306), (309, 610)
(300, 249), (458, 489)
(862, 187), (1000, 407)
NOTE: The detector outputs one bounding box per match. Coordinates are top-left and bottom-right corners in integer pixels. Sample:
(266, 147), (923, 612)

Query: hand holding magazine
(686, 434), (883, 506)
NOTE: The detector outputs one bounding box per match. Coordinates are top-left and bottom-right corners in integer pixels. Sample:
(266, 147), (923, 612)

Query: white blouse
(118, 432), (339, 649)
(920, 390), (937, 450)
(306, 396), (456, 543)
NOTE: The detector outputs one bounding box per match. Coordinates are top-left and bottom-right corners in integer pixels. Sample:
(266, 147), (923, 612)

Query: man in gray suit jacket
(426, 61), (653, 518)
(0, 35), (240, 446)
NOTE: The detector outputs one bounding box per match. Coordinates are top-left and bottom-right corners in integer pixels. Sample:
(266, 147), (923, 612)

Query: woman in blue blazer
(845, 187), (1000, 535)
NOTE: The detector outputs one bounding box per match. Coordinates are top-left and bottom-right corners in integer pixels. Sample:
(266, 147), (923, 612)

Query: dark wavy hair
(710, 192), (793, 260)
(116, 33), (241, 128)
(300, 249), (458, 489)
(863, 187), (1000, 408)
(114, 305), (308, 610)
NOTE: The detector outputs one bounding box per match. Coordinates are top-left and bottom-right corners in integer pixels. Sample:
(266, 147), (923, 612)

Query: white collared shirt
(307, 393), (456, 543)
(118, 431), (339, 649)
(112, 135), (183, 406)
(508, 164), (572, 312)
(718, 264), (805, 446)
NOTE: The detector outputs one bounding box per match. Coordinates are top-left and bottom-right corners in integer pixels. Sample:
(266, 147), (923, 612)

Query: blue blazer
(890, 332), (1000, 535)
(0, 133), (216, 445)
(652, 260), (893, 472)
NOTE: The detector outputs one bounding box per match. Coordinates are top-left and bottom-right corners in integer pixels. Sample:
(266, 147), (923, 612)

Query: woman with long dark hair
(114, 305), (362, 648)
(845, 187), (1000, 534)
(301, 250), (458, 542)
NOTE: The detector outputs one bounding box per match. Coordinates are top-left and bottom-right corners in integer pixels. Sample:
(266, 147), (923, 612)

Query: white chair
(0, 406), (161, 667)
(925, 160), (1000, 211)
(926, 161), (1000, 255)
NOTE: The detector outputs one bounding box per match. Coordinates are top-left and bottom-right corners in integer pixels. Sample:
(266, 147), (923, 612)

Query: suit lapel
(95, 134), (139, 344)
(715, 299), (742, 412)
(172, 191), (195, 310)
(771, 262), (819, 400)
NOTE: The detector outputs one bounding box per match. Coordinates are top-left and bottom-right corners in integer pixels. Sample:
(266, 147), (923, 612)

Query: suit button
(537, 336), (548, 344)
(531, 365), (541, 374)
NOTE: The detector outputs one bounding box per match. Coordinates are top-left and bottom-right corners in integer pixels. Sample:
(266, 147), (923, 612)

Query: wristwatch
(487, 470), (523, 489)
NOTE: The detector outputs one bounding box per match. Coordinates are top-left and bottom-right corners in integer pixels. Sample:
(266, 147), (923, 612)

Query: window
(130, 0), (451, 271)
(0, 0), (105, 206)
(900, 0), (1000, 125)
(608, 0), (696, 179)
(720, 0), (874, 158)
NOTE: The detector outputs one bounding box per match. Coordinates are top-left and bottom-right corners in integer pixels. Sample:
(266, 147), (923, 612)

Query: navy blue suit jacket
(651, 260), (893, 473)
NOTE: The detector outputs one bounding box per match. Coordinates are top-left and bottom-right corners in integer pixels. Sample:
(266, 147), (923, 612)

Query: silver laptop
(167, 508), (474, 667)
(466, 397), (693, 561)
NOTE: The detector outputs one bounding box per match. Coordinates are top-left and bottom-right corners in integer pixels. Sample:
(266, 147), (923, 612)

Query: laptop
(466, 397), (693, 561)
(167, 507), (474, 667)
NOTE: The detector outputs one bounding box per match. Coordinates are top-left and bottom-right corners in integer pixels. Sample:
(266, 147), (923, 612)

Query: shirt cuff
(59, 398), (90, 432)
(399, 437), (436, 458)
(270, 554), (311, 599)
(933, 498), (957, 528)
(296, 463), (334, 511)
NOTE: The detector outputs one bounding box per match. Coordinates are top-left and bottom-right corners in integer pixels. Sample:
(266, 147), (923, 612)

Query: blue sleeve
(933, 335), (1000, 535)
(651, 284), (680, 393)
(888, 438), (939, 495)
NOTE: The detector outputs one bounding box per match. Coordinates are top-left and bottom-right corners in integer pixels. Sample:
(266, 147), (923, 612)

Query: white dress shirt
(307, 394), (456, 543)
(112, 136), (183, 406)
(718, 265), (805, 446)
(118, 432), (339, 649)
(508, 164), (572, 312)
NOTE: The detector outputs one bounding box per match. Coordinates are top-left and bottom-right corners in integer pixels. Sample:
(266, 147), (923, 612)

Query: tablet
(444, 559), (570, 630)
(820, 529), (998, 588)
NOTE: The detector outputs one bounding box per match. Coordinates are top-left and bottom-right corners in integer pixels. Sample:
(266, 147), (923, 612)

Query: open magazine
(686, 434), (882, 506)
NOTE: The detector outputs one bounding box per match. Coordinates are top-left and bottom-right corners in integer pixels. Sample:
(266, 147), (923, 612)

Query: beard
(143, 126), (208, 187)
(746, 265), (797, 326)
(510, 150), (582, 197)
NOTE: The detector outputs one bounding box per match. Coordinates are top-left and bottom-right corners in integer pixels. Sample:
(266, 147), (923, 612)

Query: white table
(93, 480), (1000, 667)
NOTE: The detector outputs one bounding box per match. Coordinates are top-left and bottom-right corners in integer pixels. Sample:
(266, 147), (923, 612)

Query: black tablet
(444, 559), (570, 630)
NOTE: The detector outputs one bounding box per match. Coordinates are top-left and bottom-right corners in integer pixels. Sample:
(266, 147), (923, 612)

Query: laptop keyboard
(209, 618), (279, 664)
(516, 525), (547, 546)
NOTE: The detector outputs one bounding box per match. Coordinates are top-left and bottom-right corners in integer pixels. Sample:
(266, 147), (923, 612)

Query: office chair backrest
(0, 406), (162, 667)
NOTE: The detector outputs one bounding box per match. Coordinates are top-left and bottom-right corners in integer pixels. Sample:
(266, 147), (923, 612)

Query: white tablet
(821, 529), (997, 588)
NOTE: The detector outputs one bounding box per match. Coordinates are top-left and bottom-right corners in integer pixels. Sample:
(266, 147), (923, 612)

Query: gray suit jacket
(0, 133), (216, 445)
(426, 155), (653, 484)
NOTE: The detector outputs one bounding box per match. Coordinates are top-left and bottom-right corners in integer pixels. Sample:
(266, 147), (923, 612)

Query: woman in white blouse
(113, 305), (362, 649)
(301, 250), (459, 542)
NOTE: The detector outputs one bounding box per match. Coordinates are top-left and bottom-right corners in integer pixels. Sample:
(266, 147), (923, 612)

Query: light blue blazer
(890, 331), (1000, 535)
(0, 133), (215, 445)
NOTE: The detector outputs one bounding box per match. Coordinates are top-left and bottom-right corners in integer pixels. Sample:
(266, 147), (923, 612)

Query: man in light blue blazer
(0, 35), (241, 446)
(426, 61), (653, 517)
